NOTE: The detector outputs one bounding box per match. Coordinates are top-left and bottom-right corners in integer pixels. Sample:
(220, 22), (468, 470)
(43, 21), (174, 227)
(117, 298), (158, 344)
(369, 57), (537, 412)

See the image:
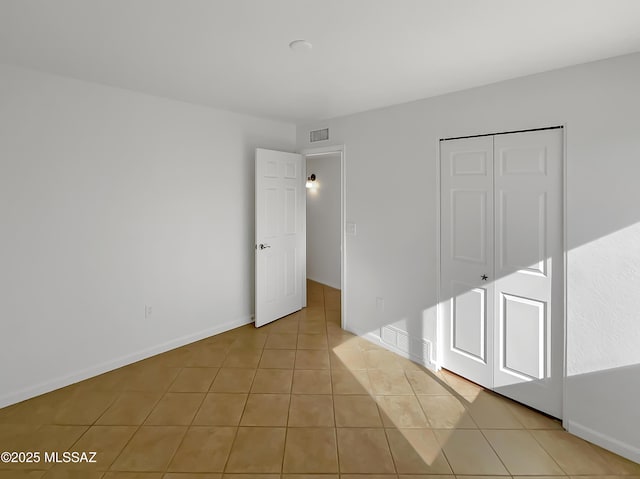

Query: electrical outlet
(145, 305), (153, 319)
(376, 297), (384, 311)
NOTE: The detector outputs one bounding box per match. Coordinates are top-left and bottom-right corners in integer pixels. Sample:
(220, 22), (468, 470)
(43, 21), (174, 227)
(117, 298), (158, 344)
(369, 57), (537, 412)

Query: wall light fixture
(305, 174), (316, 189)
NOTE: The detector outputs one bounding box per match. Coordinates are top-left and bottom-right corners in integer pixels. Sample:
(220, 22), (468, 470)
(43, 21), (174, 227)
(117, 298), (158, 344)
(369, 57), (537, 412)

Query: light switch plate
(346, 222), (357, 236)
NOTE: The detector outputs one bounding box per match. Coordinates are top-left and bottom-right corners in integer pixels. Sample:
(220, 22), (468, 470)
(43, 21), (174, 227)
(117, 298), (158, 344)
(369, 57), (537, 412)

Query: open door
(255, 148), (305, 327)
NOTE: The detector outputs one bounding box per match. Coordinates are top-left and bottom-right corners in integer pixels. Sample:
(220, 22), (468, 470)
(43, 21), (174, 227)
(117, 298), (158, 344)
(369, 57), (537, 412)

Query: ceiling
(1, 0), (639, 122)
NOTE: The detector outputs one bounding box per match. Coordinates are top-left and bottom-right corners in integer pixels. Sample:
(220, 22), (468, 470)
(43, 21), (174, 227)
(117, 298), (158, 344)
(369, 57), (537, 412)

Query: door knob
(481, 274), (488, 281)
(258, 243), (271, 250)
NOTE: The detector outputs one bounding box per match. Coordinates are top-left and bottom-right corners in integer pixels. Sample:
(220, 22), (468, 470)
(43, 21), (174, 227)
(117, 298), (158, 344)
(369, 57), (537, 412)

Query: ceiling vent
(310, 128), (329, 142)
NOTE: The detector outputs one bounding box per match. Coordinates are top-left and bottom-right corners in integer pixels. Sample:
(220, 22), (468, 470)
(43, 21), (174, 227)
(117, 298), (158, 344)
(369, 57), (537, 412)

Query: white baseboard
(565, 419), (640, 464)
(0, 315), (253, 409)
(347, 326), (437, 371)
(307, 275), (341, 290)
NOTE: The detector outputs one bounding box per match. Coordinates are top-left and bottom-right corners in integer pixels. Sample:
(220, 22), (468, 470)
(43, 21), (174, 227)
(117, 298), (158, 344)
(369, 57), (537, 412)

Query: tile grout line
(323, 284), (342, 475)
(526, 428), (573, 476)
(60, 381), (124, 466)
(477, 427), (526, 477)
(161, 368), (215, 474)
(221, 330), (267, 475)
(381, 426), (400, 476)
(431, 430), (456, 477)
(279, 336), (295, 475)
(276, 303), (301, 474)
(103, 343), (223, 474)
(106, 363), (185, 474)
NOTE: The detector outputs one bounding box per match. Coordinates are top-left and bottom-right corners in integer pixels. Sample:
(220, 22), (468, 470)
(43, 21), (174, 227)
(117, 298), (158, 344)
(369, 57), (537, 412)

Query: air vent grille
(310, 128), (329, 142)
(380, 325), (434, 367)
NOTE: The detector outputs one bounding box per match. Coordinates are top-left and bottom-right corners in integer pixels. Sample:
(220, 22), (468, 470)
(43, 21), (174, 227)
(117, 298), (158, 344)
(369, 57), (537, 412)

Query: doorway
(253, 146), (345, 329)
(302, 146), (346, 329)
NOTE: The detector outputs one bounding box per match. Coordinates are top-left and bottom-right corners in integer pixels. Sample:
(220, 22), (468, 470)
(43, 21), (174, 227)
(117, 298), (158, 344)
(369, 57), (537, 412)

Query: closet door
(440, 136), (494, 389)
(493, 129), (563, 417)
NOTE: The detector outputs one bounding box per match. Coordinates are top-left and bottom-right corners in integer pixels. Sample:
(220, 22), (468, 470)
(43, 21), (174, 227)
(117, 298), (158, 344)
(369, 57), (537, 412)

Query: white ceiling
(1, 0), (640, 122)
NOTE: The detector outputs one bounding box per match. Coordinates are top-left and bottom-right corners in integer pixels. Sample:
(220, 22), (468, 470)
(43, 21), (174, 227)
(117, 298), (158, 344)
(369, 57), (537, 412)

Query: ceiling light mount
(289, 39), (313, 52)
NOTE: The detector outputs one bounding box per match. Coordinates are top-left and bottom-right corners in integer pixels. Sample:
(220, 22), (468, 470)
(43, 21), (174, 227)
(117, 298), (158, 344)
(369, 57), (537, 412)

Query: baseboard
(0, 315), (253, 409)
(306, 275), (341, 290)
(565, 419), (640, 463)
(347, 326), (437, 371)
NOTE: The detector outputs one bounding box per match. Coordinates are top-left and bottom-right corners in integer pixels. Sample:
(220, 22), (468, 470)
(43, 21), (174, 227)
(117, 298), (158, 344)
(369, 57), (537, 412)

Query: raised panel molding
(284, 248), (296, 297)
(265, 252), (277, 303)
(498, 190), (547, 275)
(265, 187), (279, 238)
(499, 146), (547, 175)
(265, 159), (278, 177)
(284, 187), (297, 234)
(452, 282), (487, 363)
(500, 293), (546, 380)
(452, 189), (487, 263)
(451, 151), (488, 176)
(284, 159), (297, 179)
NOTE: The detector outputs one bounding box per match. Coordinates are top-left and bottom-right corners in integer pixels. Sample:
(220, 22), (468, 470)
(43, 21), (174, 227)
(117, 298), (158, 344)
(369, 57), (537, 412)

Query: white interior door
(441, 136), (495, 389)
(493, 129), (563, 417)
(255, 148), (305, 328)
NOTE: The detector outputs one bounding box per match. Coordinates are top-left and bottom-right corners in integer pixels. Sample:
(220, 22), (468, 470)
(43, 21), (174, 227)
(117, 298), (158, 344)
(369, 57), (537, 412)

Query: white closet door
(440, 128), (564, 418)
(493, 129), (563, 417)
(440, 136), (495, 389)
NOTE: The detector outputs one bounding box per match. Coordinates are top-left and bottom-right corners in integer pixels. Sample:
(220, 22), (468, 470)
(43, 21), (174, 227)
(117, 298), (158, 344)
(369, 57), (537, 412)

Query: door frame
(300, 145), (346, 330)
(435, 125), (568, 420)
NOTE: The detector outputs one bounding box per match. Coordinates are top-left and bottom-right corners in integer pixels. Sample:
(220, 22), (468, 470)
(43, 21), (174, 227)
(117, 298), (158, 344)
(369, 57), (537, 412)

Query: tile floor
(0, 280), (638, 479)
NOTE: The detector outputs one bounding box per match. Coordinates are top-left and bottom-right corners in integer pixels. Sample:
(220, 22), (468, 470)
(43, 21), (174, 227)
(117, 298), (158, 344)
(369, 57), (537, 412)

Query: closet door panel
(493, 129), (563, 418)
(498, 190), (547, 275)
(440, 136), (494, 389)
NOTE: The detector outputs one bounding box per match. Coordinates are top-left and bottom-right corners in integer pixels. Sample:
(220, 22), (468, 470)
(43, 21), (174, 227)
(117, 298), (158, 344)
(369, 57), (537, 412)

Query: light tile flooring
(1, 280), (638, 479)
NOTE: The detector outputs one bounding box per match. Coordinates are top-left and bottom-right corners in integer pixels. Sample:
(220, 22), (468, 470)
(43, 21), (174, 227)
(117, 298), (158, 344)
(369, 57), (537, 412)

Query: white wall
(0, 64), (296, 407)
(306, 153), (341, 289)
(297, 53), (640, 461)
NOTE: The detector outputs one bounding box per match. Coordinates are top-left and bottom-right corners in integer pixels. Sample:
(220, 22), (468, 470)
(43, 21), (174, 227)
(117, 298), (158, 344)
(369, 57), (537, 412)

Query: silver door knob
(259, 243), (271, 250)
